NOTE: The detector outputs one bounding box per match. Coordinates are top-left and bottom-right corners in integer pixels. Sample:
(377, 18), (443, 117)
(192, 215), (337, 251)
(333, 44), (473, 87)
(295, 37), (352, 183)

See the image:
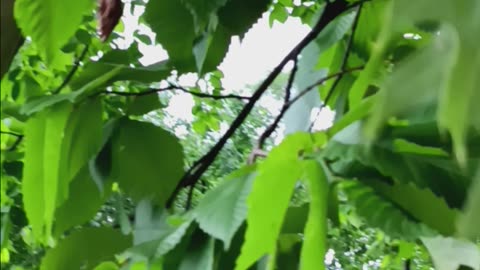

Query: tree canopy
(1, 0), (479, 269)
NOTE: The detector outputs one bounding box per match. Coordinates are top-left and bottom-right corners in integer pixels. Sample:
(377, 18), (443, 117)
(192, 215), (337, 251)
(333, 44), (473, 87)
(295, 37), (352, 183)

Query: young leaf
(235, 133), (313, 270)
(14, 0), (92, 64)
(300, 160), (328, 270)
(111, 119), (184, 205)
(194, 166), (256, 250)
(40, 227), (132, 270)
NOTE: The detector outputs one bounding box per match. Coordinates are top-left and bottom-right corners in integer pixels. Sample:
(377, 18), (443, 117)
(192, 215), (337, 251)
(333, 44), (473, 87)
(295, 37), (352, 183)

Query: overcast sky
(121, 4), (333, 135)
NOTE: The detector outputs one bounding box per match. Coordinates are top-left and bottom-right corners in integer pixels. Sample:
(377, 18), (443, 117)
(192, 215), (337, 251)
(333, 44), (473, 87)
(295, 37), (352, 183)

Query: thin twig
(52, 45), (90, 94)
(248, 58), (299, 163)
(0, 131), (24, 151)
(166, 0), (359, 208)
(103, 84), (250, 100)
(287, 66), (364, 107)
(308, 4), (364, 130)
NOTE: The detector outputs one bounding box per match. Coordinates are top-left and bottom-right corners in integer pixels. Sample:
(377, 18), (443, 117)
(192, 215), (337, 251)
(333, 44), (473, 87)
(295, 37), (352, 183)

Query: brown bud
(98, 0), (123, 42)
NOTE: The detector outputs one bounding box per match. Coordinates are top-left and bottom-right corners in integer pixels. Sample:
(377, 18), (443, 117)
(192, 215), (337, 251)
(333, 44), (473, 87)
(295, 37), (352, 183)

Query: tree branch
(103, 84), (250, 101)
(166, 0), (358, 208)
(52, 44), (90, 94)
(308, 3), (363, 130)
(248, 57), (299, 163)
(287, 66), (364, 107)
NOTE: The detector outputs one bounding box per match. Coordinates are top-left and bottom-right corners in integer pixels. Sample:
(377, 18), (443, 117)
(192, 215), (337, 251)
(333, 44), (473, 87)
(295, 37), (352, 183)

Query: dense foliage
(1, 0), (479, 269)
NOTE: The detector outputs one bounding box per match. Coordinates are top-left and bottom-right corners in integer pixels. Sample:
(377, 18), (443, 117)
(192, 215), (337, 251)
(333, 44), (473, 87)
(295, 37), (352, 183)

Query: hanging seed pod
(98, 0), (123, 42)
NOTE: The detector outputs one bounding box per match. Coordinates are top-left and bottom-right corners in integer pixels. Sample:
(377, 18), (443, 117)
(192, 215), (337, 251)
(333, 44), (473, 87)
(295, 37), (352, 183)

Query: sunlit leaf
(236, 133), (313, 270)
(300, 160), (328, 270)
(14, 0), (92, 64)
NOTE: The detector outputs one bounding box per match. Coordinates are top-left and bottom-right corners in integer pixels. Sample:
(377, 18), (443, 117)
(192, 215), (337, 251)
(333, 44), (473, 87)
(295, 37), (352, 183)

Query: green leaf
(362, 179), (459, 236)
(93, 261), (119, 270)
(235, 133), (313, 270)
(53, 167), (112, 237)
(111, 119), (184, 205)
(40, 227), (132, 270)
(324, 122), (469, 208)
(127, 95), (163, 116)
(352, 0), (389, 60)
(218, 0), (270, 37)
(14, 0), (92, 64)
(327, 96), (375, 137)
(42, 102), (72, 237)
(457, 169), (480, 240)
(144, 0), (196, 72)
(281, 205), (309, 234)
(22, 102), (72, 241)
(300, 160), (328, 270)
(70, 61), (170, 92)
(180, 0), (229, 33)
(201, 24), (231, 73)
(21, 110), (45, 239)
(193, 33), (213, 73)
(20, 92), (79, 116)
(127, 202), (193, 260)
(269, 5), (289, 27)
(422, 236), (480, 270)
(365, 24), (459, 142)
(179, 230), (215, 270)
(341, 181), (435, 241)
(57, 98), (103, 202)
(194, 166), (255, 250)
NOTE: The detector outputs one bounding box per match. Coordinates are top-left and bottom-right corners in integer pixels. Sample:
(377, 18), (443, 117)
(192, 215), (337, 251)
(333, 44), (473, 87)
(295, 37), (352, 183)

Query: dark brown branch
(185, 184), (195, 210)
(103, 84), (250, 100)
(287, 66), (364, 107)
(52, 44), (90, 94)
(0, 130), (24, 151)
(246, 66), (363, 163)
(308, 4), (363, 130)
(166, 0), (359, 209)
(248, 58), (299, 164)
